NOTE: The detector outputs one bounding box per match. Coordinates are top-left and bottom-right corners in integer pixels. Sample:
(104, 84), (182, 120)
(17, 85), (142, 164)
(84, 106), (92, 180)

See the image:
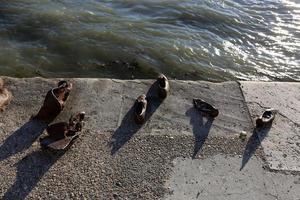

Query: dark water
(0, 0), (299, 81)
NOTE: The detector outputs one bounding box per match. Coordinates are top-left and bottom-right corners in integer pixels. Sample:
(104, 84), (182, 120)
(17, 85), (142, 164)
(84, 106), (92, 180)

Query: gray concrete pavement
(0, 77), (299, 200)
(165, 155), (299, 200)
(240, 82), (300, 171)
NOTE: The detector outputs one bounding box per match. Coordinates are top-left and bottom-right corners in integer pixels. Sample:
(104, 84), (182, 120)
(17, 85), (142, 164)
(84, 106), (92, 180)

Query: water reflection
(0, 0), (299, 81)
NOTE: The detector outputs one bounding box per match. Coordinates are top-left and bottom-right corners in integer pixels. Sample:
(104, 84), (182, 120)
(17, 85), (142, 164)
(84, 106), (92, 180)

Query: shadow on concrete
(0, 120), (47, 161)
(109, 104), (142, 155)
(109, 81), (163, 155)
(2, 149), (66, 200)
(186, 107), (214, 159)
(240, 127), (270, 170)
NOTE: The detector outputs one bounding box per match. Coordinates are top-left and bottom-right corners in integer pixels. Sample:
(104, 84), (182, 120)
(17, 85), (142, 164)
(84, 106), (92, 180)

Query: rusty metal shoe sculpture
(68, 112), (85, 132)
(157, 74), (170, 99)
(40, 112), (85, 150)
(193, 98), (219, 118)
(0, 78), (12, 111)
(256, 109), (276, 128)
(33, 80), (72, 123)
(134, 94), (147, 124)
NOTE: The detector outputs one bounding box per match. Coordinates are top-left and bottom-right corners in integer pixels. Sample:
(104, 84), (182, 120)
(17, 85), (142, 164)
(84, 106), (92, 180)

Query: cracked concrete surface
(240, 82), (300, 171)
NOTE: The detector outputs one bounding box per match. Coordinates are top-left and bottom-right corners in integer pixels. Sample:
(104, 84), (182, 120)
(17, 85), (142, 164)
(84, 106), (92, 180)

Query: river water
(0, 0), (299, 81)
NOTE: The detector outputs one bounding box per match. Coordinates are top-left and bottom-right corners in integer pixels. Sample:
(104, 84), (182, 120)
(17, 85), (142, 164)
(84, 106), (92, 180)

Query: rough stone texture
(0, 132), (255, 200)
(164, 155), (300, 200)
(0, 77), (299, 200)
(240, 82), (300, 171)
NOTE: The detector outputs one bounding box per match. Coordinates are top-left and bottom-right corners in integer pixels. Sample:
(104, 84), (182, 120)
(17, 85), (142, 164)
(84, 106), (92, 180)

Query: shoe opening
(158, 78), (166, 88)
(136, 102), (144, 115)
(263, 111), (273, 119)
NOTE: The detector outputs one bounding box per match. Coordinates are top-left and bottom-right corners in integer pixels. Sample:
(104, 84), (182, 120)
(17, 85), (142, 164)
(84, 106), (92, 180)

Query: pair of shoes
(256, 109), (276, 128)
(0, 78), (12, 111)
(193, 98), (219, 118)
(33, 80), (72, 123)
(34, 80), (86, 150)
(134, 74), (169, 124)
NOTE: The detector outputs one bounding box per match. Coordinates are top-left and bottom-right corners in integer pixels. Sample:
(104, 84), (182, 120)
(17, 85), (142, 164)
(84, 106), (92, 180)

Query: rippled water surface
(0, 0), (299, 81)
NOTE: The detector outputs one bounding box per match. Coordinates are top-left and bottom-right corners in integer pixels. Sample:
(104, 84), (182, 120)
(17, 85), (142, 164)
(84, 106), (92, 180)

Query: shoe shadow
(109, 104), (141, 155)
(240, 127), (270, 170)
(0, 120), (47, 162)
(109, 81), (163, 155)
(2, 149), (66, 200)
(186, 107), (214, 159)
(145, 81), (164, 123)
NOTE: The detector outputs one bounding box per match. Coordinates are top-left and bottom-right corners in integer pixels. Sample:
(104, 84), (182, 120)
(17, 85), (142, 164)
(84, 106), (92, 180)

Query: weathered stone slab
(0, 78), (123, 135)
(0, 78), (252, 139)
(164, 155), (299, 200)
(119, 80), (252, 137)
(240, 82), (300, 171)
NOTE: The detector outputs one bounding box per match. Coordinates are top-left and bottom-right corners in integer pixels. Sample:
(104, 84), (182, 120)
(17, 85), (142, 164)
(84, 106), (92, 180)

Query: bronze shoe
(33, 80), (72, 123)
(193, 98), (219, 118)
(40, 111), (85, 150)
(68, 111), (85, 133)
(45, 122), (69, 141)
(256, 109), (276, 128)
(0, 78), (12, 111)
(134, 94), (147, 124)
(157, 74), (170, 99)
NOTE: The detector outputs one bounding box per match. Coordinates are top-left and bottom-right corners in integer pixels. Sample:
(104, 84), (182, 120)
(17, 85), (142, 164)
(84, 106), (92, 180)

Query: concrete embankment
(0, 77), (299, 200)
